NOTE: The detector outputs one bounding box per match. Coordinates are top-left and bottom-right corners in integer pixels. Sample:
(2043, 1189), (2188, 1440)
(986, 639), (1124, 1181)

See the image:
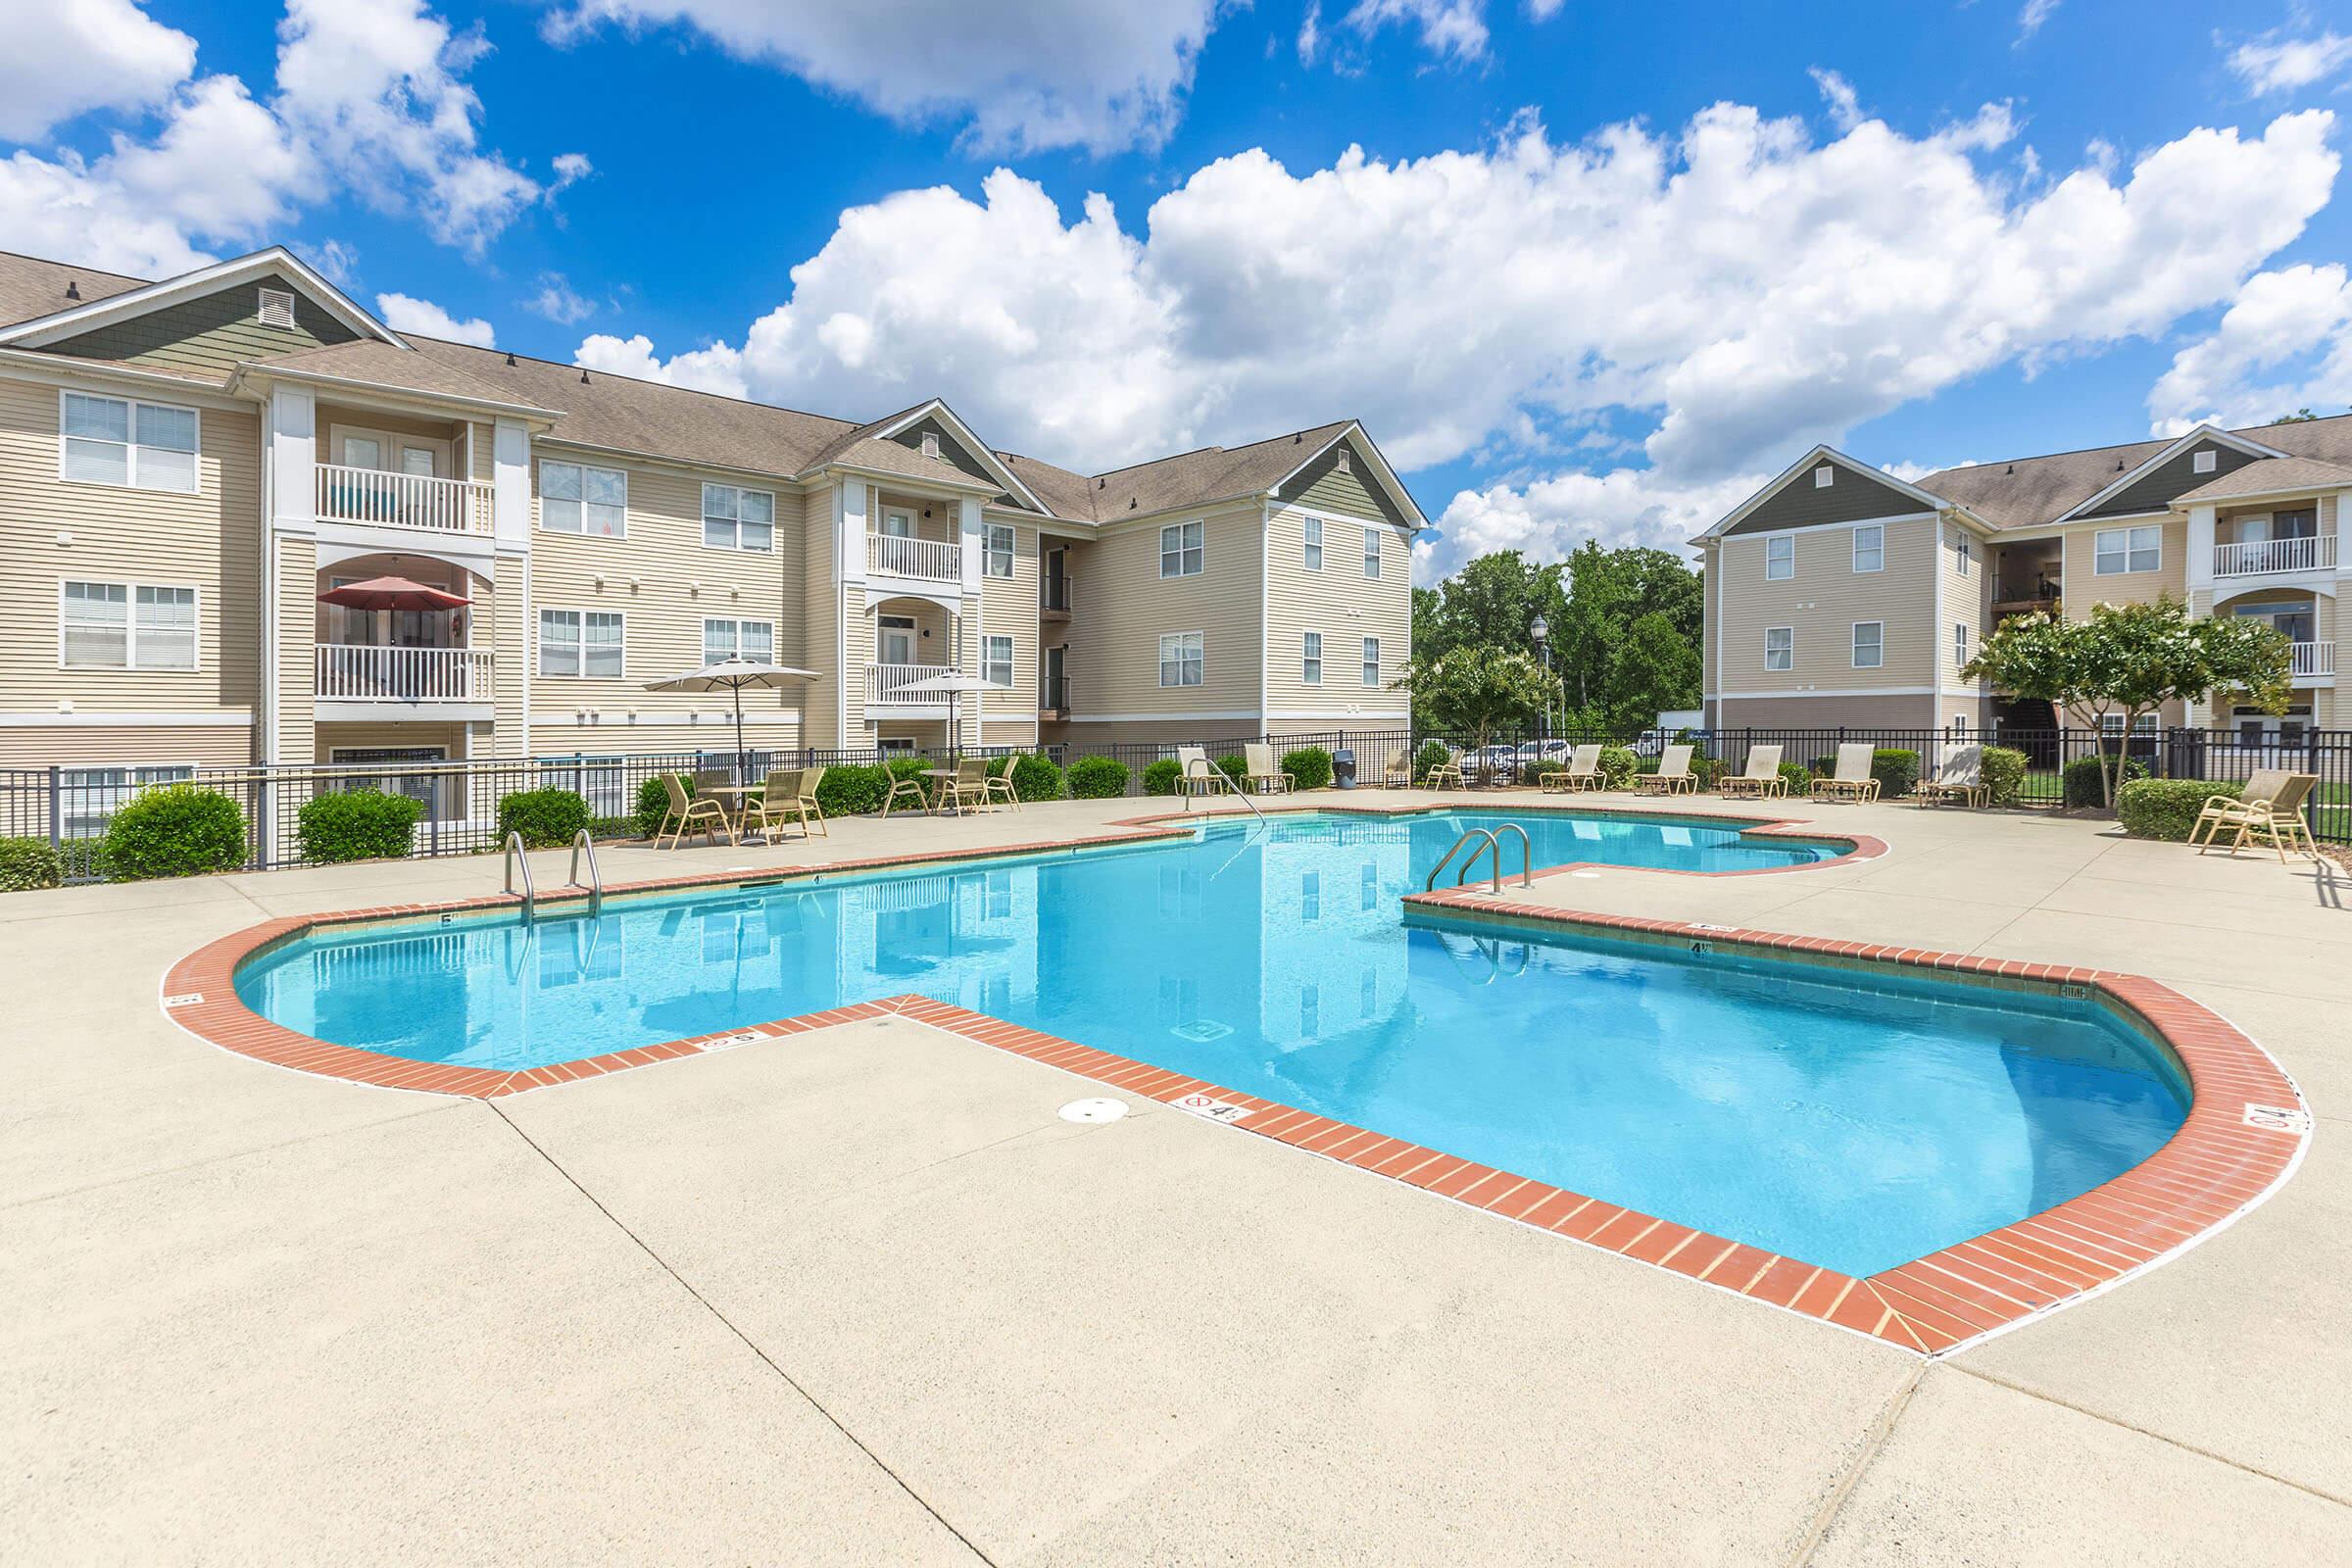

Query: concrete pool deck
(4, 788), (2349, 1561)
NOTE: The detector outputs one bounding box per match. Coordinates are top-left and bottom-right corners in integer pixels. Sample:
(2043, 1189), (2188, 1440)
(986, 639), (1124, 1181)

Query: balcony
(1040, 672), (1070, 718)
(1041, 570), (1073, 622)
(316, 464), (493, 534)
(866, 662), (952, 707)
(2289, 641), (2335, 680)
(2215, 534), (2336, 577)
(867, 533), (962, 582)
(316, 644), (494, 704)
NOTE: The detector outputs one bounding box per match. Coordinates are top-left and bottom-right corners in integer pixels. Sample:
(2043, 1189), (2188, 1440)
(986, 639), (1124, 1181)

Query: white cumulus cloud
(2228, 28), (2352, 95)
(0, 0), (197, 142)
(1423, 468), (1770, 578)
(2148, 264), (2352, 432)
(376, 290), (496, 346)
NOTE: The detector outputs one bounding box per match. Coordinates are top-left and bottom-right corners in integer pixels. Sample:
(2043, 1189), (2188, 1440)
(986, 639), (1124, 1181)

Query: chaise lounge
(1717, 744), (1786, 800)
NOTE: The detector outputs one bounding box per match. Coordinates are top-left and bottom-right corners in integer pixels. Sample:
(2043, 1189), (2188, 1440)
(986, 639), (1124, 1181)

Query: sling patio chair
(1424, 748), (1468, 791)
(1541, 744), (1603, 793)
(880, 761), (933, 817)
(1812, 743), (1882, 804)
(937, 757), (998, 815)
(2187, 768), (2287, 848)
(1634, 743), (1696, 796)
(1176, 746), (1231, 800)
(1916, 745), (1990, 808)
(653, 772), (737, 850)
(745, 767), (826, 841)
(2197, 772), (2321, 861)
(1381, 747), (1414, 789)
(1242, 743), (1296, 796)
(1717, 744), (1787, 800)
(983, 759), (1020, 809)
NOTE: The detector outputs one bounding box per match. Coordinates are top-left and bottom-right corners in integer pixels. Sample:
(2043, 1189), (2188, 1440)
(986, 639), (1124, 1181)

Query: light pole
(1531, 613), (1550, 747)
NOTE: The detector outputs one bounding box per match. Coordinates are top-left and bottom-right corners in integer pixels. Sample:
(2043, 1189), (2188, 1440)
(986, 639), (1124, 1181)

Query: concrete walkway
(2, 788), (2345, 1563)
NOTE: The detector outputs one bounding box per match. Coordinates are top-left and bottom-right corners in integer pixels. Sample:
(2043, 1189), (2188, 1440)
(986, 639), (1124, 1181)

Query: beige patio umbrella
(893, 668), (1009, 751)
(643, 657), (817, 777)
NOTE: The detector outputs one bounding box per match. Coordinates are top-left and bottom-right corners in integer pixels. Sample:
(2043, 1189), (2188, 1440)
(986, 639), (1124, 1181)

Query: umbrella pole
(734, 681), (748, 783)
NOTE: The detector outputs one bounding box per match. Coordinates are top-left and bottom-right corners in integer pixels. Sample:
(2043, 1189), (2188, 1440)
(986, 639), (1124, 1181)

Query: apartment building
(1695, 413), (2352, 744)
(0, 245), (1421, 809)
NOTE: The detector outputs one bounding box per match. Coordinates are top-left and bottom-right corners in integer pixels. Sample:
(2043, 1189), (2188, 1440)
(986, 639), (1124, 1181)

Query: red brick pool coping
(159, 805), (2301, 1355)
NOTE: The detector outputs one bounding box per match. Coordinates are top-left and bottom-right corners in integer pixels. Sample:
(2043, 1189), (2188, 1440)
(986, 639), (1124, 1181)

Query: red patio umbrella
(316, 575), (471, 611)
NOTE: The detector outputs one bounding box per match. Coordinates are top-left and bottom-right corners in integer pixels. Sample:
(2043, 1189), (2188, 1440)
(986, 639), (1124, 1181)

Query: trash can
(1332, 749), (1357, 789)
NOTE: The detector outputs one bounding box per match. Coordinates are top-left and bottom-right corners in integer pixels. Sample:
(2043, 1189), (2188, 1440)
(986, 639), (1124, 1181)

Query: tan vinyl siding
(978, 514), (1039, 727)
(1940, 523), (1991, 687)
(1062, 502), (1262, 719)
(274, 533), (317, 762)
(1712, 516), (1936, 695)
(0, 721), (251, 769)
(1262, 504), (1411, 720)
(2060, 515), (2186, 611)
(802, 482), (841, 747)
(49, 275), (358, 375)
(0, 371), (262, 720)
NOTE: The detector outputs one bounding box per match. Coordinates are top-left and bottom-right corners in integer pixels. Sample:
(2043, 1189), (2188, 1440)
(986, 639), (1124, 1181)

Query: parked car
(1467, 743), (1521, 780)
(1515, 739), (1570, 763)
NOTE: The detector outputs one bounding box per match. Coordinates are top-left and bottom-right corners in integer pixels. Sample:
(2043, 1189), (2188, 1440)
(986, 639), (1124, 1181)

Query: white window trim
(2192, 449), (2218, 474)
(57, 576), (203, 672)
(1159, 519), (1204, 578)
(1363, 525), (1382, 579)
(1851, 620), (1885, 669)
(1851, 523), (1883, 573)
(700, 481), (775, 554)
(982, 633), (1014, 686)
(538, 458), (630, 540)
(701, 615), (775, 664)
(1302, 630), (1323, 685)
(984, 522), (1016, 579)
(537, 606), (627, 679)
(1158, 629), (1204, 688)
(1764, 626), (1793, 670)
(1814, 465), (1835, 488)
(56, 388), (201, 495)
(1765, 534), (1794, 580)
(2093, 524), (2162, 576)
(1360, 635), (1381, 687)
(1953, 622), (1970, 669)
(1302, 515), (1323, 572)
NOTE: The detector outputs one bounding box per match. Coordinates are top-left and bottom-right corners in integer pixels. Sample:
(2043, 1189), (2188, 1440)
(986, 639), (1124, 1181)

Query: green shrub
(1008, 753), (1066, 802)
(1805, 748), (1922, 799)
(817, 763), (890, 816)
(2063, 754), (2149, 808)
(1980, 746), (2029, 807)
(1068, 756), (1130, 799)
(1595, 745), (1640, 789)
(2117, 778), (2243, 842)
(1282, 747), (1334, 791)
(885, 756), (934, 794)
(636, 773), (686, 838)
(1414, 740), (1452, 781)
(1143, 758), (1185, 796)
(1214, 753), (1248, 786)
(0, 836), (65, 891)
(497, 787), (591, 849)
(101, 784), (247, 880)
(1777, 761), (1812, 796)
(297, 787), (423, 863)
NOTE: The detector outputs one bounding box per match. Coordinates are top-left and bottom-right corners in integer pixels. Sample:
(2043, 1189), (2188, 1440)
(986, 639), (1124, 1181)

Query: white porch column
(2185, 503), (2217, 726)
(261, 385), (317, 776)
(493, 418), (533, 755)
(840, 481), (869, 588)
(958, 498), (985, 749)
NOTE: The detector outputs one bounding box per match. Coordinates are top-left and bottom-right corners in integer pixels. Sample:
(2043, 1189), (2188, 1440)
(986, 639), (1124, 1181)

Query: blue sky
(6, 0), (2351, 577)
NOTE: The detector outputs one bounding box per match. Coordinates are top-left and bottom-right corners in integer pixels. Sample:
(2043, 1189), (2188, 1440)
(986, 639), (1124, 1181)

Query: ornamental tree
(1391, 644), (1562, 760)
(1961, 596), (2292, 807)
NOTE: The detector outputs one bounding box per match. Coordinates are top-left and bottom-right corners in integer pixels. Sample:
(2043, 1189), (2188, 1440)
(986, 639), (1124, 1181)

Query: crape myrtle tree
(1392, 645), (1563, 761)
(1962, 596), (2293, 808)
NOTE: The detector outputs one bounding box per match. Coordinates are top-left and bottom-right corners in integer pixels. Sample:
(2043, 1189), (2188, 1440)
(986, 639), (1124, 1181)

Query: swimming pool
(231, 808), (2187, 1278)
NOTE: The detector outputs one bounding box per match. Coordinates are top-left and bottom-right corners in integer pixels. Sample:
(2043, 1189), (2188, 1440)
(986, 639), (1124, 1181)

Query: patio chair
(983, 759), (1020, 809)
(1176, 745), (1229, 799)
(880, 762), (931, 817)
(1381, 748), (1413, 789)
(1717, 744), (1787, 800)
(653, 772), (736, 850)
(2188, 769), (2288, 848)
(1541, 744), (1601, 793)
(1242, 743), (1295, 796)
(1813, 743), (1882, 804)
(796, 764), (830, 835)
(744, 768), (820, 842)
(937, 757), (996, 814)
(1916, 745), (1989, 808)
(2198, 772), (2321, 861)
(1425, 749), (1467, 791)
(1634, 743), (1696, 796)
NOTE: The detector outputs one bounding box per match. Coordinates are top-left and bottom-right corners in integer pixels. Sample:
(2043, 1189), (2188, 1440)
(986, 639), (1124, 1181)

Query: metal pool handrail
(1426, 822), (1533, 894)
(504, 829), (534, 913)
(565, 827), (603, 910)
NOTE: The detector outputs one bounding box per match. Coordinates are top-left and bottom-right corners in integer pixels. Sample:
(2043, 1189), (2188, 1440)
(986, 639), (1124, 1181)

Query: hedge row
(2116, 778), (2244, 842)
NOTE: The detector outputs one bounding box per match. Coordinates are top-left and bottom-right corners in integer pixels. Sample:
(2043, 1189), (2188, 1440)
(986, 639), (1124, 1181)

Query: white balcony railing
(865, 662), (951, 706)
(2290, 641), (2336, 679)
(316, 464), (494, 534)
(2214, 534), (2336, 577)
(867, 533), (962, 581)
(316, 644), (493, 703)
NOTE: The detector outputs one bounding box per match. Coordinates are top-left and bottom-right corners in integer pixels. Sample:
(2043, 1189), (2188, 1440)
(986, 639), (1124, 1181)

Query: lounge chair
(653, 772), (736, 850)
(1813, 743), (1882, 804)
(1541, 744), (1602, 793)
(2188, 768), (2288, 848)
(1242, 743), (1295, 795)
(1634, 743), (1696, 796)
(2197, 772), (2321, 860)
(1717, 744), (1786, 799)
(1916, 745), (1989, 808)
(1176, 746), (1229, 799)
(1381, 748), (1413, 789)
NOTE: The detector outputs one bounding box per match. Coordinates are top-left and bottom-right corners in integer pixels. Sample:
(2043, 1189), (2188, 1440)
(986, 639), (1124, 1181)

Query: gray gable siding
(891, 415), (1004, 490)
(2078, 441), (2261, 519)
(1274, 438), (1410, 527)
(48, 273), (359, 374)
(1723, 459), (1932, 536)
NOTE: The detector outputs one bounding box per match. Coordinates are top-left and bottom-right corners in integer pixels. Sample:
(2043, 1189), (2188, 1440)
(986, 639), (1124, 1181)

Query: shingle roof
(0, 250), (150, 331)
(242, 340), (549, 410)
(999, 420), (1360, 523)
(2173, 454), (2352, 503)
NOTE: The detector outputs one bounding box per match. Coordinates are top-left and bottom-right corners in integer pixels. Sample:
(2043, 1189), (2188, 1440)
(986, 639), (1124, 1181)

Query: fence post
(47, 763), (62, 853)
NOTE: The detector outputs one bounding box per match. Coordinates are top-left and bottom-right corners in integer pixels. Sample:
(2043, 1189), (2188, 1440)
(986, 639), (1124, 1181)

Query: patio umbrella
(894, 669), (1009, 752)
(643, 657), (818, 778)
(315, 575), (471, 612)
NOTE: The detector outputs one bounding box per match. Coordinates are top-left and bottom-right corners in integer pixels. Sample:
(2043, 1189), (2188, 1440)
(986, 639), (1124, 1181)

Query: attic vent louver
(2005, 465), (2013, 474)
(505, 352), (516, 366)
(258, 287), (295, 329)
(920, 431), (940, 460)
(64, 280), (80, 300)
(1129, 498), (1137, 510)
(580, 369), (591, 384)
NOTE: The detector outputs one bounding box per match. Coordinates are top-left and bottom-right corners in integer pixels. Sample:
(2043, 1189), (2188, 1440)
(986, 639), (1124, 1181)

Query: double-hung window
(702, 617), (773, 665)
(59, 765), (192, 839)
(1953, 622), (1969, 669)
(984, 523), (1015, 578)
(1951, 529), (1972, 574)
(1302, 516), (1323, 571)
(1158, 631), (1203, 687)
(1302, 631), (1323, 685)
(1852, 621), (1885, 669)
(1764, 627), (1793, 670)
(702, 483), (773, 551)
(1765, 535), (1794, 580)
(2094, 525), (2161, 575)
(1159, 520), (1203, 577)
(1363, 526), (1382, 578)
(61, 580), (196, 669)
(983, 634), (1014, 687)
(539, 609), (624, 677)
(1852, 523), (1883, 573)
(61, 392), (198, 493)
(1360, 637), (1381, 686)
(541, 461), (627, 537)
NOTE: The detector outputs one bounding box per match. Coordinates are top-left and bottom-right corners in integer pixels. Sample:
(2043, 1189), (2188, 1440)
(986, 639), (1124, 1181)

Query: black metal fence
(8, 721), (2345, 884)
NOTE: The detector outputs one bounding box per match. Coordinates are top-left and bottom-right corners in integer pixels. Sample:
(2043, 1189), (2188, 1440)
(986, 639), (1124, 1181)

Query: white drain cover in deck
(1058, 1098), (1129, 1124)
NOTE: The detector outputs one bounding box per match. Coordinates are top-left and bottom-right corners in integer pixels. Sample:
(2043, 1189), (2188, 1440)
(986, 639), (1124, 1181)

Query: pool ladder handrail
(565, 827), (604, 910)
(1181, 759), (1267, 820)
(503, 829), (535, 912)
(1425, 822), (1533, 894)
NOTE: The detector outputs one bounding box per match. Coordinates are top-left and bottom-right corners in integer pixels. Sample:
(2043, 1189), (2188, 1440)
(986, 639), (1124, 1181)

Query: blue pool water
(235, 810), (2186, 1275)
